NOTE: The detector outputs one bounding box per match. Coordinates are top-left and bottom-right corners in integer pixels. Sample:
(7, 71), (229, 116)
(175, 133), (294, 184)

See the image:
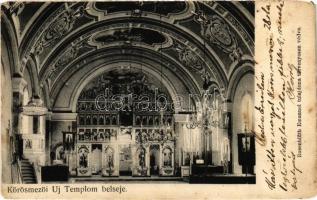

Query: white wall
(1, 61), (13, 183)
(232, 73), (254, 174)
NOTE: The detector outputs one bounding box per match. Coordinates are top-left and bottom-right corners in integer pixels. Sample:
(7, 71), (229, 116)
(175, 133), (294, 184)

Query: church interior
(1, 1), (255, 184)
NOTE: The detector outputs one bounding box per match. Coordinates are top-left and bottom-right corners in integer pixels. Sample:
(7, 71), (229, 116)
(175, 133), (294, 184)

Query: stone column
(223, 101), (233, 173)
(173, 113), (188, 175)
(45, 112), (52, 165)
(12, 77), (27, 159)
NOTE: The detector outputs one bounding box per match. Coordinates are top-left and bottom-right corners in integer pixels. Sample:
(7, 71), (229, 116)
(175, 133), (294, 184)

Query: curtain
(182, 125), (201, 153)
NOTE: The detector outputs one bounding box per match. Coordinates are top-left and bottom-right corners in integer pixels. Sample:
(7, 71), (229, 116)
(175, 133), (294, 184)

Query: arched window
(92, 115), (98, 125)
(99, 115), (104, 125)
(105, 116), (111, 125)
(86, 115), (91, 125)
(112, 115), (117, 125)
(135, 116), (141, 126)
(79, 115), (85, 125)
(240, 92), (253, 132)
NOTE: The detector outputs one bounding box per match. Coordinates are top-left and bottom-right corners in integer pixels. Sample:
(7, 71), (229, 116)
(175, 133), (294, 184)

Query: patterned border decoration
(194, 11), (243, 62)
(23, 3), (78, 59)
(205, 2), (254, 53)
(34, 6), (85, 56)
(42, 22), (221, 89)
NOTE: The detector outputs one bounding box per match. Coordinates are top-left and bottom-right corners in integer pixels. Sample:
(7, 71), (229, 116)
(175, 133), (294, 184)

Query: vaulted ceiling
(1, 1), (254, 111)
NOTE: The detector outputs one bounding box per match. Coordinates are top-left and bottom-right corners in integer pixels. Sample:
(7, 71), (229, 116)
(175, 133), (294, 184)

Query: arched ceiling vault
(49, 47), (203, 102)
(4, 1), (254, 110)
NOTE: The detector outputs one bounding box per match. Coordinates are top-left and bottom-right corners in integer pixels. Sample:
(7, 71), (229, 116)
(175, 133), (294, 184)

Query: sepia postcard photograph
(0, 1), (316, 199)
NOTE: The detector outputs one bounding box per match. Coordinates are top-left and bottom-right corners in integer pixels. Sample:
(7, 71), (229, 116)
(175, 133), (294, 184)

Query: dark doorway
(150, 144), (160, 176)
(91, 144), (102, 174)
(119, 144), (132, 176)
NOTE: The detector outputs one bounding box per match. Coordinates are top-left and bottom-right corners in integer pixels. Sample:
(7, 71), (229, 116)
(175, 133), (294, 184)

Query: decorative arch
(52, 58), (201, 113)
(1, 11), (19, 76)
(23, 4), (245, 92)
(226, 61), (254, 101)
(77, 65), (174, 110)
(24, 57), (41, 98)
(49, 47), (202, 98)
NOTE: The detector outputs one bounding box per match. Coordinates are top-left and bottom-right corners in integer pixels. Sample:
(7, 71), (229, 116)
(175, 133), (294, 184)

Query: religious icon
(237, 134), (255, 174)
(135, 116), (141, 125)
(56, 146), (65, 162)
(25, 139), (32, 149)
(163, 147), (172, 167)
(79, 115), (85, 125)
(184, 152), (191, 166)
(63, 132), (75, 151)
(85, 129), (91, 141)
(112, 115), (117, 125)
(105, 147), (114, 168)
(92, 129), (98, 141)
(242, 136), (251, 152)
(138, 147), (146, 168)
(105, 129), (110, 140)
(92, 116), (98, 125)
(78, 147), (89, 168)
(105, 116), (111, 125)
(78, 130), (85, 141)
(99, 115), (104, 125)
(98, 130), (105, 140)
(86, 115), (91, 125)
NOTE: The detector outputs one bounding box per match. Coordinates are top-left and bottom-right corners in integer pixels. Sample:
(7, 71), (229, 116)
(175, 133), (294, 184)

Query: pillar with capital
(221, 100), (232, 173)
(174, 113), (188, 176)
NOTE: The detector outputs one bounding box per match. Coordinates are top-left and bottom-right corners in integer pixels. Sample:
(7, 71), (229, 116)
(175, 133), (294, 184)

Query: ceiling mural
(195, 13), (243, 62)
(3, 1), (254, 110)
(46, 38), (96, 82)
(40, 19), (223, 89)
(33, 5), (86, 56)
(92, 28), (167, 46)
(93, 1), (187, 16)
(202, 1), (254, 52)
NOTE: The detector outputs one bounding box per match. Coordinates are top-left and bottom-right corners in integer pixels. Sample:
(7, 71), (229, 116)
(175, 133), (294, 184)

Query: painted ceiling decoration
(93, 1), (187, 16)
(5, 1), (254, 109)
(33, 5), (86, 56)
(92, 28), (167, 46)
(195, 13), (242, 62)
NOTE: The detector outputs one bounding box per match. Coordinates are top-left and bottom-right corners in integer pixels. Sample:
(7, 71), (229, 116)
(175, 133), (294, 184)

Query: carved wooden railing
(32, 162), (42, 183)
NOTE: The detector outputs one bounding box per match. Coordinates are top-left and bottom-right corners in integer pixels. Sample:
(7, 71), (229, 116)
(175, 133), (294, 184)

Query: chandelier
(185, 9), (225, 131)
(186, 88), (223, 130)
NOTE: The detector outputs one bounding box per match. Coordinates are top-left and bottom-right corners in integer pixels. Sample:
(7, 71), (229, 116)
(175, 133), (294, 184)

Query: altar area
(71, 125), (175, 177)
(1, 1), (257, 185)
(46, 68), (255, 182)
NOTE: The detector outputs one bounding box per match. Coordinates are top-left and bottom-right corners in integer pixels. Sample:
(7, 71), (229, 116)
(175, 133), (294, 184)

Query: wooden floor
(42, 174), (255, 184)
(189, 174), (256, 184)
(71, 175), (185, 183)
